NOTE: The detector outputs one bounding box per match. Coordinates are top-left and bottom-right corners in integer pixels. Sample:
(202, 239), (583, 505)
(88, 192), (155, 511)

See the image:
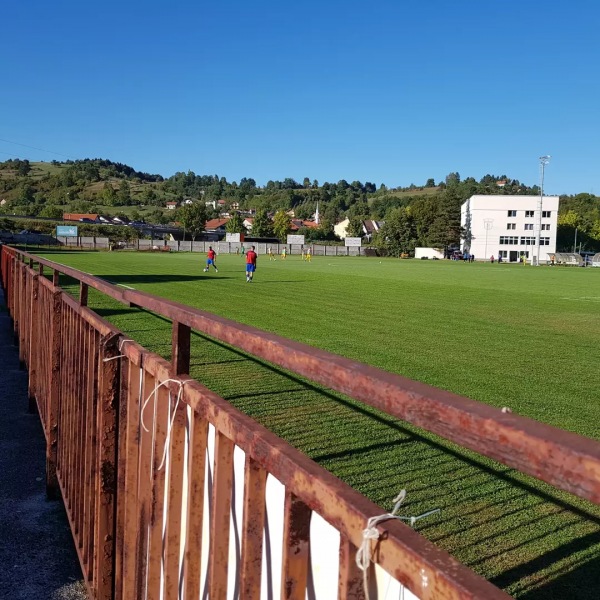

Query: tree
(17, 159), (31, 176)
(425, 178), (436, 188)
(347, 200), (369, 219)
(273, 210), (291, 241)
(282, 178), (299, 190)
(375, 207), (417, 256)
(38, 205), (64, 219)
(346, 217), (365, 238)
(15, 183), (35, 205)
(293, 202), (313, 220)
(178, 202), (208, 240)
(315, 219), (336, 240)
(226, 211), (246, 234)
(445, 172), (461, 186)
(558, 210), (581, 228)
(117, 180), (131, 205)
(102, 182), (117, 205)
(141, 186), (159, 205)
(251, 208), (273, 237)
(426, 190), (462, 248)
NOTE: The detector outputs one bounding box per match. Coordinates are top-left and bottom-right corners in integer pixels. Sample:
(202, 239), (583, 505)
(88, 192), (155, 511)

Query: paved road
(0, 285), (87, 600)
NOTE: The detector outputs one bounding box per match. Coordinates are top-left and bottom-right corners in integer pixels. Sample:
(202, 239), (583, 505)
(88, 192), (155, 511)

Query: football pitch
(38, 250), (600, 598)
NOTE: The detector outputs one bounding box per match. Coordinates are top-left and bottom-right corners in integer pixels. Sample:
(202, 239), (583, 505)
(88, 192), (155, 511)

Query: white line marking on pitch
(106, 280), (135, 290)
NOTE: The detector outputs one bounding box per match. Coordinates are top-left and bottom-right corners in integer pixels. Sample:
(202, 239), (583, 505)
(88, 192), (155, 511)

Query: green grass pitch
(38, 250), (600, 598)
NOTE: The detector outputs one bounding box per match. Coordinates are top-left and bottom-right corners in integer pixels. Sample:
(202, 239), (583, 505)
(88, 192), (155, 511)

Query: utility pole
(536, 155), (551, 265)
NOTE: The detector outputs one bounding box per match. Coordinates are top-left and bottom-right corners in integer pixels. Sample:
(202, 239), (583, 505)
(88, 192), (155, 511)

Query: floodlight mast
(536, 155), (551, 265)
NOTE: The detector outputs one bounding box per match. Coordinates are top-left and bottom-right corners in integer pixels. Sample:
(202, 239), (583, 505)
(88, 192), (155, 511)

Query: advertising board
(345, 237), (362, 247)
(287, 234), (305, 245)
(56, 226), (78, 237)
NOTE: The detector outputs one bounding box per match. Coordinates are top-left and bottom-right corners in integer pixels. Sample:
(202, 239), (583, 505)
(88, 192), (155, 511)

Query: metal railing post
(171, 321), (191, 375)
(28, 274), (40, 413)
(94, 334), (120, 600)
(46, 290), (62, 499)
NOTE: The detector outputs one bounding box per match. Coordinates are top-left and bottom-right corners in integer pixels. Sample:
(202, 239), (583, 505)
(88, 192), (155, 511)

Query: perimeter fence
(1, 244), (600, 600)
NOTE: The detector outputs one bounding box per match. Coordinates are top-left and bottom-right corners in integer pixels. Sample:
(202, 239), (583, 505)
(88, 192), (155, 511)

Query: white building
(334, 218), (349, 239)
(461, 195), (559, 264)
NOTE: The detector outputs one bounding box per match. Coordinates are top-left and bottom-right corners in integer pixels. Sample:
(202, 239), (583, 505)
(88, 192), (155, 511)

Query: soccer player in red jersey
(204, 246), (218, 273)
(245, 245), (257, 282)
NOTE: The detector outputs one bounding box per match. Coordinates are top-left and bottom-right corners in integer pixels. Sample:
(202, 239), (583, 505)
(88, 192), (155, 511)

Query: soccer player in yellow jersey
(305, 247), (311, 262)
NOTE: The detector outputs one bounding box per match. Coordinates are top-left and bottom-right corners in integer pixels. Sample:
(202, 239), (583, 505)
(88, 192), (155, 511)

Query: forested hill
(0, 158), (599, 251)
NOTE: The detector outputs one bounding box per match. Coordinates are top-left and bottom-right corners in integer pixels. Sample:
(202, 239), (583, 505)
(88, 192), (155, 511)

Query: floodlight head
(539, 155), (551, 163)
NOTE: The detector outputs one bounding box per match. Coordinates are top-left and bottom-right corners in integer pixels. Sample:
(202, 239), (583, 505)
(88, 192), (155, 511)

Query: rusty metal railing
(2, 244), (599, 600)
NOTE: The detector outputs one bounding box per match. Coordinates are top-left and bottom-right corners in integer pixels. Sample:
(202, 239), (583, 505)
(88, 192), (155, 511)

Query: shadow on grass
(96, 274), (236, 285)
(84, 300), (600, 598)
(493, 530), (600, 599)
(32, 248), (98, 254)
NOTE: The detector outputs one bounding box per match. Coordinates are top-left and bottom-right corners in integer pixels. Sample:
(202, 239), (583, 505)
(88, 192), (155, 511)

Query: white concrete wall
(415, 247), (444, 259)
(334, 218), (349, 239)
(461, 195), (559, 263)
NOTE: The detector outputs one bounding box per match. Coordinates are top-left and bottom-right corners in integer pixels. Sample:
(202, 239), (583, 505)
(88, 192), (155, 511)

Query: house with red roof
(63, 213), (100, 223)
(205, 218), (230, 234)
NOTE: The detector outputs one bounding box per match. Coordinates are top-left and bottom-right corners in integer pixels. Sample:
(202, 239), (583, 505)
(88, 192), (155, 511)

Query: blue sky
(1, 1), (598, 194)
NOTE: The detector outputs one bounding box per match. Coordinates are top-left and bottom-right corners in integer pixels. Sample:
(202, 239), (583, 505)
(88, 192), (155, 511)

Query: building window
(525, 210), (534, 217)
(507, 223), (516, 230)
(541, 224), (550, 231)
(499, 236), (519, 245)
(507, 210), (517, 217)
(542, 211), (551, 218)
(498, 250), (507, 258)
(524, 224), (533, 230)
(520, 236), (536, 245)
(540, 237), (550, 246)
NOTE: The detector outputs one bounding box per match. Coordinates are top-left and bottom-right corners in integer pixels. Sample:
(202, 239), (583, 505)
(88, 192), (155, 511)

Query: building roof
(290, 219), (318, 230)
(63, 213), (99, 222)
(205, 218), (230, 230)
